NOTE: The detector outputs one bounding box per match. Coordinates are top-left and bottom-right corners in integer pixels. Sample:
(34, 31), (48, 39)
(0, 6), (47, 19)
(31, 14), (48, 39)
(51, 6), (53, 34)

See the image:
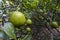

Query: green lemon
(26, 27), (31, 32)
(51, 21), (58, 28)
(26, 19), (32, 25)
(9, 11), (26, 26)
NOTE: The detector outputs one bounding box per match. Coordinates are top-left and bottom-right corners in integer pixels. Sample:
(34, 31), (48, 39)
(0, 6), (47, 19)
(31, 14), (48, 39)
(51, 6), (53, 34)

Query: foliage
(0, 0), (60, 40)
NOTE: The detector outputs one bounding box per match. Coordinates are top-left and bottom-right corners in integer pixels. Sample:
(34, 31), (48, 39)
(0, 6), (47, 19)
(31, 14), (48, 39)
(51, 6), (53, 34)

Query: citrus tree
(0, 0), (60, 40)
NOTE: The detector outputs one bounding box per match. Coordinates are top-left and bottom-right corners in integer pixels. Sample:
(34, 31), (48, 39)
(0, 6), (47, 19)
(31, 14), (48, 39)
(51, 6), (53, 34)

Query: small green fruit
(26, 27), (31, 32)
(26, 19), (32, 25)
(51, 21), (58, 28)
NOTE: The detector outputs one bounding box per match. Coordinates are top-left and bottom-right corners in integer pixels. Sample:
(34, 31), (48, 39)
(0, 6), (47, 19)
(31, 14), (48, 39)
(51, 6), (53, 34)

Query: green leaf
(3, 22), (16, 40)
(0, 30), (8, 40)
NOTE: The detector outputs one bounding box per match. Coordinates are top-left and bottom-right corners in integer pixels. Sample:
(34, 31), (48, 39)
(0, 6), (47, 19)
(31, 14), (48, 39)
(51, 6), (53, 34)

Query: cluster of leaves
(21, 0), (60, 27)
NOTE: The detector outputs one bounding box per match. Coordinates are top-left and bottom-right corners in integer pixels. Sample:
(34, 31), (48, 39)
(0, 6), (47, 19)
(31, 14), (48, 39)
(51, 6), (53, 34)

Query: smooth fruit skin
(9, 11), (26, 26)
(51, 22), (58, 28)
(27, 19), (32, 25)
(26, 27), (31, 32)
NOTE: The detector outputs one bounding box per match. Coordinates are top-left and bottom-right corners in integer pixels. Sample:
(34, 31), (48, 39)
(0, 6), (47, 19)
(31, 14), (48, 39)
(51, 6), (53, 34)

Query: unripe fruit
(26, 19), (32, 25)
(9, 11), (26, 26)
(26, 27), (31, 32)
(51, 21), (58, 28)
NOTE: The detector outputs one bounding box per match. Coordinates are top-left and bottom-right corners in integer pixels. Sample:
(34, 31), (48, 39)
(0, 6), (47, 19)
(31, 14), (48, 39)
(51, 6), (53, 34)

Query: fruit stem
(22, 32), (30, 40)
